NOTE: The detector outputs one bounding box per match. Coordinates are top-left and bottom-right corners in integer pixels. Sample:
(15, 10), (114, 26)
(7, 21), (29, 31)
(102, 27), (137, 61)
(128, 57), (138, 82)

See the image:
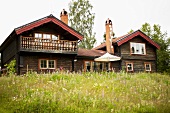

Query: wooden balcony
(20, 37), (78, 54)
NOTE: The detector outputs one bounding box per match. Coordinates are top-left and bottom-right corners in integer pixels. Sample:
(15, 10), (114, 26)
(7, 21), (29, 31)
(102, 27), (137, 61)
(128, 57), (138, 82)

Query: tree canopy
(140, 23), (170, 73)
(68, 0), (96, 49)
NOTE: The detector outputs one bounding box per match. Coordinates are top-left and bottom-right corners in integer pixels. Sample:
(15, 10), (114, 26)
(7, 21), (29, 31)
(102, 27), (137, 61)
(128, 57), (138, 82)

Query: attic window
(130, 42), (146, 55)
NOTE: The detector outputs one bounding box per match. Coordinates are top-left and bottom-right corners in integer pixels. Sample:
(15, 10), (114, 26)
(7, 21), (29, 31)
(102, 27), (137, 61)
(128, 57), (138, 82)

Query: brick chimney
(105, 18), (114, 54)
(60, 9), (68, 25)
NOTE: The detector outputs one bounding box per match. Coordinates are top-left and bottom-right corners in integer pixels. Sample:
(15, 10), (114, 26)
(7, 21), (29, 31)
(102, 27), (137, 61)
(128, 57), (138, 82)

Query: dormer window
(130, 42), (146, 55)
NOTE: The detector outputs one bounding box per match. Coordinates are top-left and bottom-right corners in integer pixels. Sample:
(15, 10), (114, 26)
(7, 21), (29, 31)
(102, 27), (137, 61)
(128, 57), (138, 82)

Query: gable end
(15, 15), (83, 40)
(117, 30), (160, 49)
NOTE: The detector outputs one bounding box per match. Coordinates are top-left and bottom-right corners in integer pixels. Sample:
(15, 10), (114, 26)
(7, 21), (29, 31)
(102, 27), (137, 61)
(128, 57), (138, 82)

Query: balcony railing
(20, 37), (78, 53)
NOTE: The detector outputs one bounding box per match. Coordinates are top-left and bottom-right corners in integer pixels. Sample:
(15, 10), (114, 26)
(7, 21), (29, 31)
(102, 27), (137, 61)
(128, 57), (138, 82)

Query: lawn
(0, 72), (170, 113)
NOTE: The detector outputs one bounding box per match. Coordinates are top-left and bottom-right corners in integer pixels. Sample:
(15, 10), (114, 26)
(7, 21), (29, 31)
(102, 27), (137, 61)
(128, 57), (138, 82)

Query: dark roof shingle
(78, 48), (106, 57)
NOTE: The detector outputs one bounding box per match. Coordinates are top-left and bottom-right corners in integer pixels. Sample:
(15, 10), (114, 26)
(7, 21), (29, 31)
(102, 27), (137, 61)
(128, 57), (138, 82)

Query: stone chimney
(105, 18), (114, 54)
(60, 9), (68, 25)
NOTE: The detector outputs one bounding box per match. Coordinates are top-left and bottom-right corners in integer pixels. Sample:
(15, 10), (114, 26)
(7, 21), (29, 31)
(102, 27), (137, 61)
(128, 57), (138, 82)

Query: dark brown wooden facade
(93, 30), (159, 73)
(0, 14), (83, 75)
(120, 35), (157, 72)
(0, 14), (160, 75)
(18, 52), (76, 74)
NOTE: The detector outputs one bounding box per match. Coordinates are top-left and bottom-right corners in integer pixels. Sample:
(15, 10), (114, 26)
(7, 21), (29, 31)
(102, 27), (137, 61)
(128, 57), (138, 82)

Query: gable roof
(15, 14), (83, 40)
(93, 30), (160, 50)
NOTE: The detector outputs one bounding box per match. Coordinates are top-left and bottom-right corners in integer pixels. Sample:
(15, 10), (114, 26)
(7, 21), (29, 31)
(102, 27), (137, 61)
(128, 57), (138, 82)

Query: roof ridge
(15, 14), (83, 39)
(15, 14), (53, 30)
(116, 30), (139, 43)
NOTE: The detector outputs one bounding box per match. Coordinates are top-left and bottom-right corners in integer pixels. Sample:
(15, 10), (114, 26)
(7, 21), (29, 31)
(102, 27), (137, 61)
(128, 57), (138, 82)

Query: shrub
(5, 59), (16, 76)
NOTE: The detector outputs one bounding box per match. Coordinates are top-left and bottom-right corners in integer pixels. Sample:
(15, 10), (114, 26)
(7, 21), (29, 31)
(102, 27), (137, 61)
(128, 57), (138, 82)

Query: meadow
(0, 72), (169, 113)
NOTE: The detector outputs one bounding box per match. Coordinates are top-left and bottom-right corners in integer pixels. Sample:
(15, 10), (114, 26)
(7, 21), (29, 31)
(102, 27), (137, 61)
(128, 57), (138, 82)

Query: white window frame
(34, 33), (59, 40)
(126, 62), (133, 72)
(43, 34), (51, 39)
(39, 59), (56, 69)
(130, 42), (146, 55)
(145, 62), (151, 72)
(35, 33), (42, 38)
(52, 35), (59, 40)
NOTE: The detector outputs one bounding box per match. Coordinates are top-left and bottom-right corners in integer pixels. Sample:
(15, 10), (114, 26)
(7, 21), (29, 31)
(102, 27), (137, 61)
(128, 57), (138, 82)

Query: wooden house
(0, 10), (84, 74)
(92, 19), (160, 72)
(0, 11), (160, 75)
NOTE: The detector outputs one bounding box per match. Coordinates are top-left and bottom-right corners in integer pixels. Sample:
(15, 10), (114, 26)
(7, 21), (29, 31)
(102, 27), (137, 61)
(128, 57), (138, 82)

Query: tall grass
(0, 72), (169, 113)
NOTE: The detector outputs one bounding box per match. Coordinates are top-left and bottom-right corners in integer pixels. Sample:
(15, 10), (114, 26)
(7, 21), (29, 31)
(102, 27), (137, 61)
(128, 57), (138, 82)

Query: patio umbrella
(94, 52), (121, 62)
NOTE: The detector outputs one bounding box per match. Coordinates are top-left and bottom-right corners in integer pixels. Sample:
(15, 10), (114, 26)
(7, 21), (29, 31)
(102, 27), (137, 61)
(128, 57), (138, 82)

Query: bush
(5, 59), (16, 76)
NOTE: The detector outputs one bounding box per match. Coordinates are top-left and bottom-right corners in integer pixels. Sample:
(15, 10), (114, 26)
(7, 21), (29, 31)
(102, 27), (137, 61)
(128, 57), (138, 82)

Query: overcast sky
(0, 0), (170, 46)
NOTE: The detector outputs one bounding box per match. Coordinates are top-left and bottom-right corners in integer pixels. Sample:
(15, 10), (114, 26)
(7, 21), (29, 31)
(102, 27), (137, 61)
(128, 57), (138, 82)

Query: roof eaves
(116, 30), (138, 43)
(15, 15), (52, 31)
(15, 18), (51, 35)
(14, 14), (83, 40)
(51, 18), (83, 40)
(50, 16), (84, 40)
(138, 30), (160, 49)
(116, 30), (160, 49)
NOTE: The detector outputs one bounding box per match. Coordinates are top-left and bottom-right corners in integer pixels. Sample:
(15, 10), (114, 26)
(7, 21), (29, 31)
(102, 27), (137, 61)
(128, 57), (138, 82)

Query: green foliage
(69, 0), (96, 49)
(5, 59), (16, 75)
(140, 23), (170, 74)
(128, 29), (134, 34)
(0, 72), (170, 113)
(103, 32), (115, 42)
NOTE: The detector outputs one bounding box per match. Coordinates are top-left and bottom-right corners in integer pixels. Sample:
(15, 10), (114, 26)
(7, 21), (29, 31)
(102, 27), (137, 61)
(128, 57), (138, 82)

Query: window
(40, 60), (47, 69)
(130, 42), (146, 55)
(35, 33), (42, 38)
(84, 61), (110, 72)
(39, 59), (56, 69)
(48, 60), (55, 68)
(85, 61), (91, 71)
(34, 33), (59, 40)
(43, 34), (51, 39)
(52, 35), (59, 40)
(145, 62), (151, 72)
(126, 62), (133, 72)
